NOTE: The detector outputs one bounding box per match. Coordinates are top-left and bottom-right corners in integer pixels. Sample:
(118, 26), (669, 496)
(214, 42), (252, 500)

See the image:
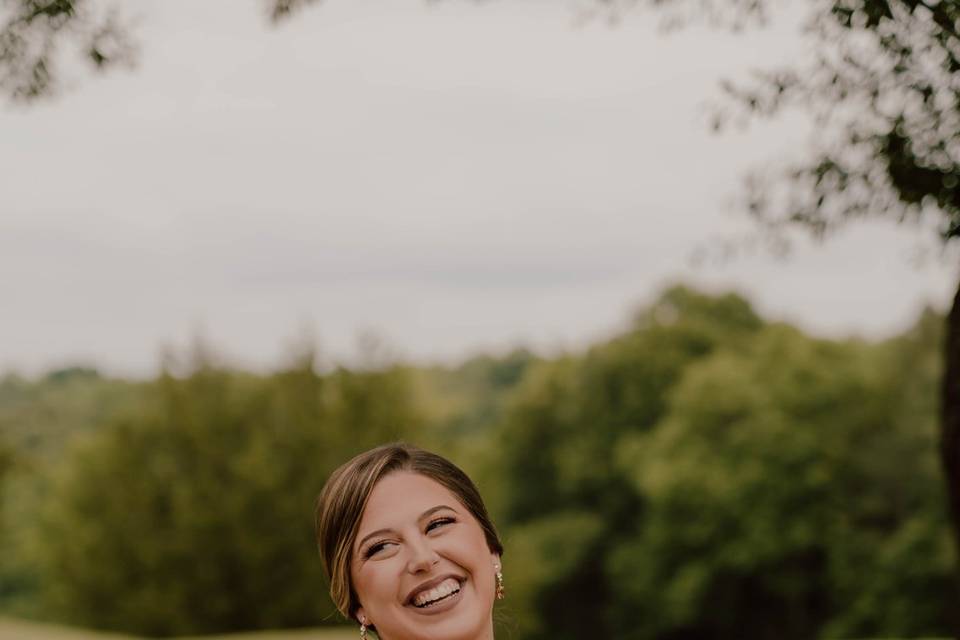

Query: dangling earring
(359, 620), (367, 639)
(495, 565), (504, 600)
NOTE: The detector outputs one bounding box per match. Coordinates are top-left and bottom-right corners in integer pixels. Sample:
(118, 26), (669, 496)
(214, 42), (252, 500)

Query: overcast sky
(2, 0), (957, 376)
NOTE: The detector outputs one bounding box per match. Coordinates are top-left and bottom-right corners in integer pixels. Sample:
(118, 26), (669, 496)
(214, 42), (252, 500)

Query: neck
(378, 619), (495, 640)
(477, 617), (495, 640)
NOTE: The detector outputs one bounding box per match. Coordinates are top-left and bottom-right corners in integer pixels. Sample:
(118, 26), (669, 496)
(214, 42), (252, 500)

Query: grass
(0, 618), (357, 640)
(3, 617), (949, 640)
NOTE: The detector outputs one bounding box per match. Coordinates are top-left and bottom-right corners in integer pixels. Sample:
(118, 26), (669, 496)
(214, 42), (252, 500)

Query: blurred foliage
(489, 286), (953, 639)
(636, 0), (960, 628)
(612, 322), (952, 638)
(715, 0), (960, 246)
(0, 368), (143, 617)
(0, 0), (136, 102)
(623, 0), (960, 590)
(584, 0), (960, 252)
(0, 286), (954, 638)
(0, 367), (143, 458)
(1, 355), (421, 635)
(0, 0), (322, 103)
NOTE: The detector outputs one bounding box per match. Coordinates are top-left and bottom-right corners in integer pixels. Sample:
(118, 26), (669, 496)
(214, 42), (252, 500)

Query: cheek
(353, 558), (402, 608)
(446, 527), (496, 578)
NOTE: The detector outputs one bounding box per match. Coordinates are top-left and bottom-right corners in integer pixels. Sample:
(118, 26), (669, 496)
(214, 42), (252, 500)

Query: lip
(404, 574), (466, 607)
(407, 580), (465, 616)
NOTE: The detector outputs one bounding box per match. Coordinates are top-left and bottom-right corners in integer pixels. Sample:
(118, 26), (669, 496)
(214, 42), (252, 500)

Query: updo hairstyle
(314, 442), (504, 621)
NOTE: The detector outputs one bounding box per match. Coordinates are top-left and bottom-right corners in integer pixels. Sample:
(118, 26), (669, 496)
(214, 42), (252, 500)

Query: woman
(315, 442), (505, 640)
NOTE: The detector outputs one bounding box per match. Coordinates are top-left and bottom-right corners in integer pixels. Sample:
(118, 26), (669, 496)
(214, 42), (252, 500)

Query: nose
(405, 534), (439, 574)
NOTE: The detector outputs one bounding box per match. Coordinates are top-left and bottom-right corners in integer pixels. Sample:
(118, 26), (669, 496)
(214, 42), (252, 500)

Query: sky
(2, 0), (957, 376)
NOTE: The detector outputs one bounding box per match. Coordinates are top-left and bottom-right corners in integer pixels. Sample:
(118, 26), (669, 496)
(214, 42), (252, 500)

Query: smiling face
(351, 471), (500, 640)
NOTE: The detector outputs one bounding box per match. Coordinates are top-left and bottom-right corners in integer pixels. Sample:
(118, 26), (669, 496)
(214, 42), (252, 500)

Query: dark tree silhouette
(0, 0), (134, 101)
(0, 0), (319, 101)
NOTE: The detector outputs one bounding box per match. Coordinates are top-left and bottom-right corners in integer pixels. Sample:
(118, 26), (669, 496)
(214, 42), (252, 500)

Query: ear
(356, 606), (368, 626)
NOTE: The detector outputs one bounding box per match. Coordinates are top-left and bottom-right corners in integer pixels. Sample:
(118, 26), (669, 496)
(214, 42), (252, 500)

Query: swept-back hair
(315, 442), (503, 620)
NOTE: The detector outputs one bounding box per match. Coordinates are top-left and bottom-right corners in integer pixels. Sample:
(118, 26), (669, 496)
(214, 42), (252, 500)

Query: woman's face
(351, 471), (499, 640)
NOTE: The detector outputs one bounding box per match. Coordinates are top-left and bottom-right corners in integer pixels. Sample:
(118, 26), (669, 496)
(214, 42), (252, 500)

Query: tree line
(0, 285), (953, 639)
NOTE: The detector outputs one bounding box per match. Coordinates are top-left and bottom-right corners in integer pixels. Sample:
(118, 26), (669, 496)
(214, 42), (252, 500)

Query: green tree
(494, 289), (952, 639)
(29, 356), (421, 636)
(495, 287), (765, 640)
(0, 368), (142, 459)
(0, 437), (15, 602)
(648, 0), (960, 573)
(612, 322), (953, 638)
(0, 368), (143, 616)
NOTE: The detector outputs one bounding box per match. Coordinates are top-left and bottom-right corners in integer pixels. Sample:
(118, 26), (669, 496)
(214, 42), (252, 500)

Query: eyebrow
(356, 504), (458, 552)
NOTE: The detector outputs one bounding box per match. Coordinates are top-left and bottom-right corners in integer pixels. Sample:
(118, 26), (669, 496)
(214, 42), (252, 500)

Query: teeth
(413, 578), (461, 607)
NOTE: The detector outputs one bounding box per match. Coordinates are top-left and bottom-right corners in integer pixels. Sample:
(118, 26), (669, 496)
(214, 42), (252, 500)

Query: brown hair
(315, 442), (504, 620)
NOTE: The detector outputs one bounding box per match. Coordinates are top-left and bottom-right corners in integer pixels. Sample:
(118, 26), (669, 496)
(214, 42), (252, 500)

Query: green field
(0, 617), (949, 640)
(0, 618), (356, 640)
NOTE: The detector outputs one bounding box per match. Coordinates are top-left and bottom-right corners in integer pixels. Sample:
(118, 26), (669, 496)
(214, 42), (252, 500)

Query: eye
(426, 516), (455, 533)
(364, 541), (393, 559)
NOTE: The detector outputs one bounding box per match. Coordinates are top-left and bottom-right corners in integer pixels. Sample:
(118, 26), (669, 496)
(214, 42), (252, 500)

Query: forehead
(359, 471), (460, 530)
